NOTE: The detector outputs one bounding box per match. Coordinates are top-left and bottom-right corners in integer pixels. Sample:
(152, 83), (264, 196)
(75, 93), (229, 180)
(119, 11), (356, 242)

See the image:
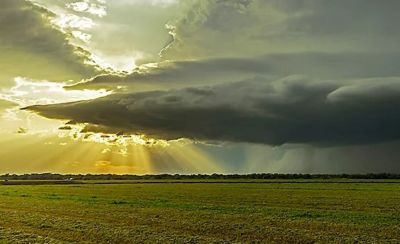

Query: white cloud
(67, 1), (107, 17)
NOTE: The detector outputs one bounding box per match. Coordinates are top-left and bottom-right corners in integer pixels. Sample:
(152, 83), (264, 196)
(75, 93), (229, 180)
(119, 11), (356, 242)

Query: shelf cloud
(28, 76), (400, 146)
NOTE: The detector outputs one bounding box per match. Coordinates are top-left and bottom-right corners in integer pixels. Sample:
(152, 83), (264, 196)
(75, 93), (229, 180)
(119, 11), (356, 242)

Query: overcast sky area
(1, 0), (400, 174)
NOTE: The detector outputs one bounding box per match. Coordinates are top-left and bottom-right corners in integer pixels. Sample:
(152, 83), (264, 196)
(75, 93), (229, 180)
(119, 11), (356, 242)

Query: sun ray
(127, 144), (152, 174)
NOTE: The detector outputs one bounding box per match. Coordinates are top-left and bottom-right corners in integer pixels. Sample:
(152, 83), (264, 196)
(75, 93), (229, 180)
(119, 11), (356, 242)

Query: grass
(0, 180), (399, 243)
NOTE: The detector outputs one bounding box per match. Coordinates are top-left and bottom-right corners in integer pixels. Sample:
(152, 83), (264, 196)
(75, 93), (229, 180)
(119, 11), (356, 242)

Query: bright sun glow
(0, 77), (167, 151)
(41, 1), (138, 73)
(86, 53), (139, 73)
(66, 1), (107, 17)
(57, 123), (170, 150)
(0, 77), (110, 107)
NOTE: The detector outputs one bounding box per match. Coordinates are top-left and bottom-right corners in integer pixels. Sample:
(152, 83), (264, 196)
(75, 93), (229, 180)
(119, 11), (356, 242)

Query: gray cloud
(0, 0), (97, 86)
(162, 0), (400, 60)
(69, 52), (400, 91)
(27, 76), (400, 146)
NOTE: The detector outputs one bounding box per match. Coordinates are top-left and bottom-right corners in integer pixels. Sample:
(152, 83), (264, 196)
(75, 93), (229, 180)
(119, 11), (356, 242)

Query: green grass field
(0, 180), (399, 243)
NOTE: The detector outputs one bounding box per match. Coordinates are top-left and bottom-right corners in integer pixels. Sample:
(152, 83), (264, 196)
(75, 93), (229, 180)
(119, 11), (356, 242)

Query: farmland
(0, 180), (399, 243)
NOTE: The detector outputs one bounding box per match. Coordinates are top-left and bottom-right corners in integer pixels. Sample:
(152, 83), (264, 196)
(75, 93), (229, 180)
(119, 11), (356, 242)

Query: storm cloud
(1, 0), (399, 174)
(28, 76), (400, 146)
(23, 0), (400, 148)
(68, 0), (400, 93)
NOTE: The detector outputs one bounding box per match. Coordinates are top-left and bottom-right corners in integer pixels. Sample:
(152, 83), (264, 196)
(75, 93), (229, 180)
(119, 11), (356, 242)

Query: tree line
(0, 173), (399, 180)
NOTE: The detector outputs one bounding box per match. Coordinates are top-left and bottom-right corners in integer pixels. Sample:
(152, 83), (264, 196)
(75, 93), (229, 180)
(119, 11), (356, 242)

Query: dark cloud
(69, 52), (400, 90)
(22, 0), (400, 149)
(27, 76), (400, 146)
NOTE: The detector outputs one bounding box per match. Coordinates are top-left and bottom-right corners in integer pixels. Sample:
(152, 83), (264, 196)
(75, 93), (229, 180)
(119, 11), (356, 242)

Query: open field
(0, 180), (399, 243)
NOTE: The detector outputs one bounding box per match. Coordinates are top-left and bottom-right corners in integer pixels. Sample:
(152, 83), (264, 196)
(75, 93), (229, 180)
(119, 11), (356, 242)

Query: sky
(1, 0), (400, 174)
